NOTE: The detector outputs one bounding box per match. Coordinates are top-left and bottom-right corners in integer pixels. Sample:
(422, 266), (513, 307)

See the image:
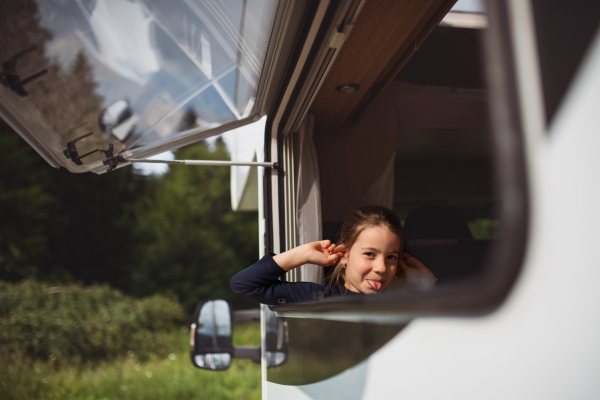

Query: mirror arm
(233, 346), (261, 364)
(233, 309), (260, 323)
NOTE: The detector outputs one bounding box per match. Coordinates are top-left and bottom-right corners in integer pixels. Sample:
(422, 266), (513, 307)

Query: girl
(230, 205), (436, 305)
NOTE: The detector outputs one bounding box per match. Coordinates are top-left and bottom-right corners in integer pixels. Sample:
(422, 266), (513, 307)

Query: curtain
(294, 115), (324, 284)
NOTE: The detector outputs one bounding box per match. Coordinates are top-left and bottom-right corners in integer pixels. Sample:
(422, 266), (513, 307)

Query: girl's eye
(364, 252), (374, 257)
(388, 255), (397, 260)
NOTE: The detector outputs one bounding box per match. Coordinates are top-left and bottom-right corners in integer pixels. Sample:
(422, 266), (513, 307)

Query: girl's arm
(400, 253), (438, 282)
(273, 240), (345, 271)
(230, 241), (345, 305)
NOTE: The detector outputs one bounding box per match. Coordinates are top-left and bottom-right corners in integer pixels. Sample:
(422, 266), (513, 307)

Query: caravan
(1, 0), (600, 398)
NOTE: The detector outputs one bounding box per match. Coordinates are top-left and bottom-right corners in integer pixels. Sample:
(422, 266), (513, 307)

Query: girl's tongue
(367, 279), (382, 290)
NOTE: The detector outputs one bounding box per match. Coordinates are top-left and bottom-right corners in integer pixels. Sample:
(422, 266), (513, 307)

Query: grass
(0, 323), (261, 400)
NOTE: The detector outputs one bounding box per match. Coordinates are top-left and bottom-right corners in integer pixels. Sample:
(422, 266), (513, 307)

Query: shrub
(0, 280), (186, 366)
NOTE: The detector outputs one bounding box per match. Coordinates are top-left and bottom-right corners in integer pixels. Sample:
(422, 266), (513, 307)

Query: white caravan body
(266, 35), (600, 398)
(258, 1), (600, 399)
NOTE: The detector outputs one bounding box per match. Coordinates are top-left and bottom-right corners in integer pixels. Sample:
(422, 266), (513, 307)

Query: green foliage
(1, 0), (260, 313)
(130, 138), (258, 312)
(232, 322), (261, 347)
(0, 327), (261, 400)
(0, 123), (57, 280)
(0, 117), (153, 286)
(0, 117), (259, 312)
(0, 280), (185, 366)
(468, 219), (500, 239)
(46, 161), (152, 288)
(0, 0), (149, 285)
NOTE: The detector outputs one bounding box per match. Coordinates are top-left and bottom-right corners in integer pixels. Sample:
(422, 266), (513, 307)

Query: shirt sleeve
(230, 253), (328, 305)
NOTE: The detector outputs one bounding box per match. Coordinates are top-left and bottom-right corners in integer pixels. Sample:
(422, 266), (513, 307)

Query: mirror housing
(190, 299), (234, 371)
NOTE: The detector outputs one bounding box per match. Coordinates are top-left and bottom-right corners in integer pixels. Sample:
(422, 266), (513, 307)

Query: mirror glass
(193, 353), (231, 371)
(192, 299), (232, 370)
(266, 351), (287, 368)
(196, 299), (232, 350)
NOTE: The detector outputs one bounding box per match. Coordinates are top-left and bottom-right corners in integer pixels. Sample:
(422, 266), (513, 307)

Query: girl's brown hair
(326, 205), (404, 287)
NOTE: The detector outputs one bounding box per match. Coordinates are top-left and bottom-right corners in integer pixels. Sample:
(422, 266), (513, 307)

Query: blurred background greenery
(0, 118), (261, 399)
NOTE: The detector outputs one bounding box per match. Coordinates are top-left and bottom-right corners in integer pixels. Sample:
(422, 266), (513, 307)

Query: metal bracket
(232, 346), (261, 364)
(101, 144), (126, 172)
(63, 132), (99, 166)
(0, 46), (48, 97)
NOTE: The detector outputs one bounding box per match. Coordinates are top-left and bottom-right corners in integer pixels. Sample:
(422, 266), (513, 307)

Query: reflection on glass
(196, 299), (231, 352)
(197, 301), (214, 334)
(266, 351), (287, 368)
(213, 299), (232, 335)
(98, 100), (137, 142)
(265, 307), (288, 367)
(0, 0), (281, 172)
(194, 353), (231, 370)
(213, 299), (232, 349)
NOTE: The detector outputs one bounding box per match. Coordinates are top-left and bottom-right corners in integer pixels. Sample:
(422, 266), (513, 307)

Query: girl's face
(341, 226), (401, 294)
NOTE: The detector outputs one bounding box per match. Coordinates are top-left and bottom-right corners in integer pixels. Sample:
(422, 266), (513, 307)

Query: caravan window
(276, 1), (528, 315)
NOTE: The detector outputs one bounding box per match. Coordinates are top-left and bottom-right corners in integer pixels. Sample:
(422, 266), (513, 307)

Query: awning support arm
(126, 158), (278, 169)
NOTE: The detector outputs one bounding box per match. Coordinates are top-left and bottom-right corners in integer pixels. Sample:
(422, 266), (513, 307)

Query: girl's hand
(303, 240), (346, 267)
(273, 240), (345, 272)
(399, 253), (438, 282)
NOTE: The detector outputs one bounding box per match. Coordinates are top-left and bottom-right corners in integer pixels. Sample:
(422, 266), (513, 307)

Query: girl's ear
(340, 248), (349, 265)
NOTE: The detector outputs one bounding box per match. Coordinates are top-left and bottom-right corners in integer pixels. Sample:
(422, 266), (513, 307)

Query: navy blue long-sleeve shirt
(230, 253), (362, 305)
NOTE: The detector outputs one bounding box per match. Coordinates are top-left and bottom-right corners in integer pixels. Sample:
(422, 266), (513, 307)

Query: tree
(0, 1), (103, 142)
(0, 0), (147, 285)
(0, 117), (152, 285)
(130, 138), (258, 311)
(0, 119), (56, 280)
(0, 1), (259, 310)
(179, 107), (199, 132)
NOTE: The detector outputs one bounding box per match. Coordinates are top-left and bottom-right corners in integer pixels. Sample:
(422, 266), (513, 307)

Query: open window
(271, 0), (529, 318)
(0, 0), (298, 174)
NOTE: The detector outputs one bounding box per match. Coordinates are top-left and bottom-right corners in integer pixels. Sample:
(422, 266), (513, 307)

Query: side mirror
(190, 299), (233, 371)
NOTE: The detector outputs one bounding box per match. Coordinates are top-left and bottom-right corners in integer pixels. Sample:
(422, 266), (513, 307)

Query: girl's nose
(372, 258), (387, 273)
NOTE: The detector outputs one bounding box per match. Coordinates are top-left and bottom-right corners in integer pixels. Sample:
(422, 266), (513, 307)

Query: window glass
(0, 0), (280, 172)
